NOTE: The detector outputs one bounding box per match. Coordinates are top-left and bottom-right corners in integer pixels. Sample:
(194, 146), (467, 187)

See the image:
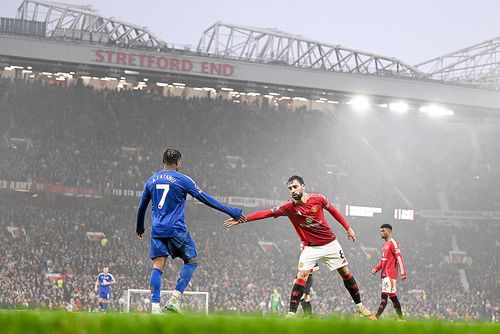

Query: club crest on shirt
(311, 205), (318, 213)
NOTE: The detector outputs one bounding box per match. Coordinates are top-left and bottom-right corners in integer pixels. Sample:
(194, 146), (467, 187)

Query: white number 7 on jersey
(156, 184), (170, 209)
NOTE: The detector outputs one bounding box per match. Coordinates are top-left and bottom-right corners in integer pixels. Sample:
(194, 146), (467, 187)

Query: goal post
(123, 289), (209, 314)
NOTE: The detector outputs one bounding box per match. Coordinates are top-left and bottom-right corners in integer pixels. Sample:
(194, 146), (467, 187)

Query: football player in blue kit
(95, 265), (116, 312)
(136, 149), (245, 314)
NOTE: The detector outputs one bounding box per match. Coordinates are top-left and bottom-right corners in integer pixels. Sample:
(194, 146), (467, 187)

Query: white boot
(151, 302), (162, 315)
(356, 303), (375, 319)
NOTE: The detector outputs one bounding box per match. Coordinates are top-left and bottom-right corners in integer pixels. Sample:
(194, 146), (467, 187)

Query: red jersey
(246, 193), (350, 246)
(373, 238), (407, 280)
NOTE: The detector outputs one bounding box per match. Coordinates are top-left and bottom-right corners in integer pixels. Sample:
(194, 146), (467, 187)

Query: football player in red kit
(372, 223), (407, 320)
(225, 175), (374, 318)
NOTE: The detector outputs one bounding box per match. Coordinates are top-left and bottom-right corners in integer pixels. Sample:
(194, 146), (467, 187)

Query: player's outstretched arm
(224, 209), (275, 228)
(181, 176), (244, 219)
(192, 191), (244, 220)
(224, 217), (243, 228)
(224, 216), (251, 227)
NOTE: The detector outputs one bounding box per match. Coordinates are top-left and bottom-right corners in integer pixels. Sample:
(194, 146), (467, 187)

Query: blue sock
(103, 303), (108, 311)
(150, 268), (163, 303)
(175, 262), (198, 293)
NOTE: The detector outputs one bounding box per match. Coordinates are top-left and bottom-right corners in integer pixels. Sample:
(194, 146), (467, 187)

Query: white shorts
(298, 239), (348, 271)
(381, 277), (397, 294)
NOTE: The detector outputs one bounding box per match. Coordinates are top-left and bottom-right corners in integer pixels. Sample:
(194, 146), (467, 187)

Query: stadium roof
(14, 1), (423, 80)
(13, 1), (500, 90)
(197, 21), (424, 79)
(416, 36), (500, 90)
(16, 0), (166, 48)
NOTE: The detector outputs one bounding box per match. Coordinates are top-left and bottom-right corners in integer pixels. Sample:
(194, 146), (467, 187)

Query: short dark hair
(287, 175), (305, 186)
(380, 223), (393, 230)
(163, 149), (181, 165)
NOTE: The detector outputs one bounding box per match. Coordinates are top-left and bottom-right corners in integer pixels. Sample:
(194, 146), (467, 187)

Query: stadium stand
(0, 78), (498, 320)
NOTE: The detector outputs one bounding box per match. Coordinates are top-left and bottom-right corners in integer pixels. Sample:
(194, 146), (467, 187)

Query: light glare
(420, 105), (454, 117)
(389, 101), (409, 113)
(348, 96), (370, 111)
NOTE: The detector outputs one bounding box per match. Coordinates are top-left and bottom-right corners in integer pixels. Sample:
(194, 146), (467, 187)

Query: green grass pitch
(0, 311), (497, 334)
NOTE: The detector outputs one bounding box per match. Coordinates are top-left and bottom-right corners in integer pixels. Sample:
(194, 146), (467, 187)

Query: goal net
(122, 289), (209, 314)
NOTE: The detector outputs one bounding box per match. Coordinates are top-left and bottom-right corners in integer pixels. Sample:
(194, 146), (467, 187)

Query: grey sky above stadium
(1, 0), (499, 65)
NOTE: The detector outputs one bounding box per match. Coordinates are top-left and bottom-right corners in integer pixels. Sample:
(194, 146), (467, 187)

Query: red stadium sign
(94, 49), (235, 77)
(0, 179), (100, 198)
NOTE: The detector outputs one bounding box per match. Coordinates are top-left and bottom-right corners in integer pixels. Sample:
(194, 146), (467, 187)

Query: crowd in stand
(0, 199), (498, 320)
(1, 77), (499, 210)
(0, 77), (499, 320)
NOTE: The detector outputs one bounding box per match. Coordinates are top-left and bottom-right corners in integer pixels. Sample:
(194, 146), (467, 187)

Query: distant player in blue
(94, 265), (116, 312)
(136, 149), (245, 314)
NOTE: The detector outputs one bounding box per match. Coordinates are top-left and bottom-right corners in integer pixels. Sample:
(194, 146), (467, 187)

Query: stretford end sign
(94, 49), (235, 77)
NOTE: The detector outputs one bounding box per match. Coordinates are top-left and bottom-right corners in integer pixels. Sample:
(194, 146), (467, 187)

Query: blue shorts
(150, 236), (198, 260)
(98, 289), (110, 300)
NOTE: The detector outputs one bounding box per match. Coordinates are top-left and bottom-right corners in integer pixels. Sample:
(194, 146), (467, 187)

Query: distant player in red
(225, 175), (374, 318)
(372, 224), (407, 320)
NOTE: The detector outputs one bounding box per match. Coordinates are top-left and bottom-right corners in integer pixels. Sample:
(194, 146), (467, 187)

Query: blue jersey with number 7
(136, 170), (243, 238)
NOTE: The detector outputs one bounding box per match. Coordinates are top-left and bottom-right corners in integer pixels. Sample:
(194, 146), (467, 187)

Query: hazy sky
(1, 0), (499, 65)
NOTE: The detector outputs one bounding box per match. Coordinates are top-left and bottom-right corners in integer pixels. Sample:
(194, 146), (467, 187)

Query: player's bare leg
(337, 266), (375, 319)
(287, 270), (310, 317)
(150, 256), (167, 314)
